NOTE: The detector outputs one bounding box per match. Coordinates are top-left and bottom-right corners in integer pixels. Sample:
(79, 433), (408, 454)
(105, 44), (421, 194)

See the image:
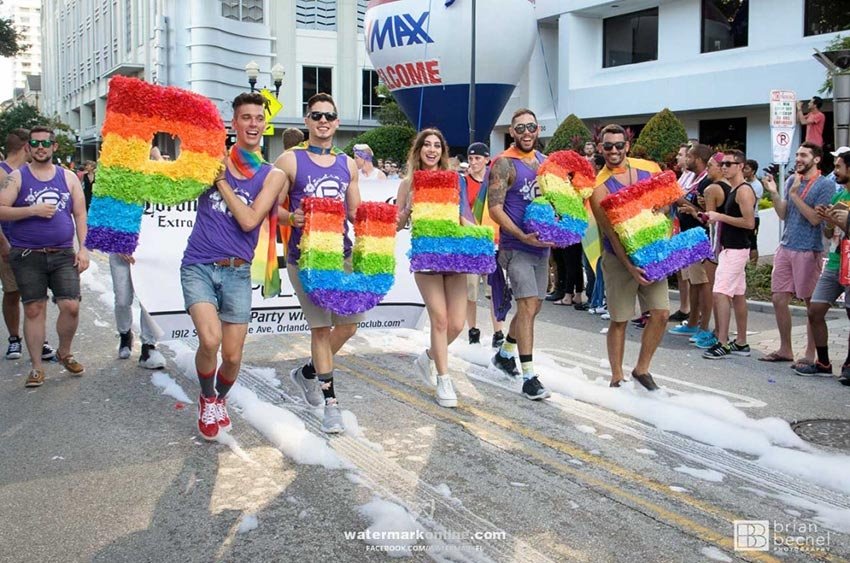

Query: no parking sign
(770, 90), (796, 164)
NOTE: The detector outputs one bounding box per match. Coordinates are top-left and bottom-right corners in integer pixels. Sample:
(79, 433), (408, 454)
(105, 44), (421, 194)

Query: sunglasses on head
(28, 139), (54, 148)
(513, 122), (538, 134)
(601, 141), (626, 151)
(308, 111), (338, 122)
(720, 161), (741, 167)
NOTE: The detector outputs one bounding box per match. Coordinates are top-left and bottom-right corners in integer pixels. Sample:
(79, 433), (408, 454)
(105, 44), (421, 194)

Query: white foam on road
(237, 513), (259, 534)
(356, 497), (423, 557)
(150, 371), (193, 404)
(700, 546), (732, 562)
(674, 465), (725, 483)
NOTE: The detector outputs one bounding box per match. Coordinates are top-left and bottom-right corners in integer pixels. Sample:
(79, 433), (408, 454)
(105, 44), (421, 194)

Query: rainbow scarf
(600, 170), (712, 281)
(86, 76), (225, 254)
(523, 150), (596, 246)
(298, 197), (397, 315)
(230, 145), (265, 178)
(409, 170), (495, 274)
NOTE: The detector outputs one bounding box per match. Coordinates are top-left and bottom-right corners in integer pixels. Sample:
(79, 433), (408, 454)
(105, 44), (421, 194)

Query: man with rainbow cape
(588, 124), (667, 391)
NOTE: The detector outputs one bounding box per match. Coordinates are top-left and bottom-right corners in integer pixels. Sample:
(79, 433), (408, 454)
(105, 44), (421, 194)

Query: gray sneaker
(290, 366), (324, 407)
(321, 401), (345, 434)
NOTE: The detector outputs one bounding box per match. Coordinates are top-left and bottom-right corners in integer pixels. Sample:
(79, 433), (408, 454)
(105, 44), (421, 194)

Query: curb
(667, 290), (814, 318)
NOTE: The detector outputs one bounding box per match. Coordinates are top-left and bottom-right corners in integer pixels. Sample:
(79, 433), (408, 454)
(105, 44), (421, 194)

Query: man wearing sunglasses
(589, 124), (665, 390)
(0, 126), (89, 388)
(487, 108), (553, 401)
(275, 93), (362, 433)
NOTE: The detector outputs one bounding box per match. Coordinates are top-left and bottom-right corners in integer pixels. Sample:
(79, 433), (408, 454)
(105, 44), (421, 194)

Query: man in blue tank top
(0, 125), (89, 388)
(181, 92), (287, 441)
(487, 108), (554, 401)
(274, 93), (362, 434)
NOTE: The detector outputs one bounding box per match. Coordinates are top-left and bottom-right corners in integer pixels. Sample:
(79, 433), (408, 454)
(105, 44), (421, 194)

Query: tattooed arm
(0, 170), (55, 221)
(487, 157), (550, 247)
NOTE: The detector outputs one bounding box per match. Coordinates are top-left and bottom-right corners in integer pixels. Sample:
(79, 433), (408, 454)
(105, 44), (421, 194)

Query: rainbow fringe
(523, 150), (597, 247)
(86, 76), (225, 254)
(601, 170), (712, 282)
(298, 197), (397, 316)
(409, 170), (495, 274)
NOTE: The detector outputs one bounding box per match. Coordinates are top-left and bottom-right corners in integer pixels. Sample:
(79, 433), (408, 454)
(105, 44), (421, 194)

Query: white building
(41, 0), (377, 161)
(494, 0), (849, 171)
(1, 0), (42, 100)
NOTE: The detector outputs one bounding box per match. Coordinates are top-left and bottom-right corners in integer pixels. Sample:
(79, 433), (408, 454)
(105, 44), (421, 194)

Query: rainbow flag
(600, 170), (711, 281)
(298, 197), (397, 316)
(86, 76), (225, 254)
(409, 170), (495, 274)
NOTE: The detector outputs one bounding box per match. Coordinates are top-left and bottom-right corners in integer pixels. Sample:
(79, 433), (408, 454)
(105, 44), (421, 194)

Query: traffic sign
(260, 88), (282, 136)
(770, 90), (796, 164)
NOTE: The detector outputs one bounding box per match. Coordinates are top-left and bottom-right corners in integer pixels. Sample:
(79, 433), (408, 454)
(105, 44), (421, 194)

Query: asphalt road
(1, 258), (849, 563)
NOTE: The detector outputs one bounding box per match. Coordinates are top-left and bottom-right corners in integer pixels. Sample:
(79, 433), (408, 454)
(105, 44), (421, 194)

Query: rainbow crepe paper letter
(600, 170), (712, 282)
(85, 76), (226, 254)
(298, 197), (397, 316)
(523, 150), (597, 247)
(409, 170), (495, 274)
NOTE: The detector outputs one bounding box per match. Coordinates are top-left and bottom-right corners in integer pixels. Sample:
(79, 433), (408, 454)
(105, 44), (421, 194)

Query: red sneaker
(215, 396), (232, 431)
(197, 394), (219, 440)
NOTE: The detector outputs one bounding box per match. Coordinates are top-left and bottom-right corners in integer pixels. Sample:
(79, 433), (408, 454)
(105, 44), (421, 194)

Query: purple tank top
(0, 162), (13, 235)
(182, 164), (272, 266)
(287, 150), (352, 264)
(499, 152), (547, 256)
(7, 165), (75, 249)
(602, 168), (652, 253)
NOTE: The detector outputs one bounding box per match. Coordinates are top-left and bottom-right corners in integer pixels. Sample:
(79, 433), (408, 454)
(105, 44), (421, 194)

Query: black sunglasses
(308, 111), (338, 122)
(513, 122), (538, 134)
(601, 141), (626, 151)
(720, 161), (741, 167)
(28, 139), (54, 148)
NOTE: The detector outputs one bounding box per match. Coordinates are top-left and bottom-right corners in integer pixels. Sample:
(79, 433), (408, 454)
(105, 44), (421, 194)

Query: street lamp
(245, 60), (260, 92)
(243, 61), (286, 159)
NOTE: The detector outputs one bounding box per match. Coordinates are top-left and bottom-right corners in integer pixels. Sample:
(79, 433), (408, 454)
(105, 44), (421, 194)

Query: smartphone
(834, 202), (849, 211)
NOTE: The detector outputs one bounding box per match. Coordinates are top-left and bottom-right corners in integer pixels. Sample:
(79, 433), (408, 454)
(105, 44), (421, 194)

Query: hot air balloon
(365, 0), (537, 148)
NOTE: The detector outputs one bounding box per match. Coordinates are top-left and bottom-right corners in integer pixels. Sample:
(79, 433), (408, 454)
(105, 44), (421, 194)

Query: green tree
(0, 102), (75, 163)
(631, 108), (688, 167)
(375, 84), (413, 128)
(818, 35), (850, 95)
(343, 125), (416, 166)
(0, 8), (27, 58)
(544, 114), (591, 155)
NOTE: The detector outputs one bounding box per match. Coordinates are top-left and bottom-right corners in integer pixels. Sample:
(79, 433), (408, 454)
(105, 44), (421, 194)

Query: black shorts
(10, 247), (81, 304)
(749, 216), (760, 250)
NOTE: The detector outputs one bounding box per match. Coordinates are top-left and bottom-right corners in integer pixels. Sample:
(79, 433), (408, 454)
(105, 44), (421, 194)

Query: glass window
(296, 0), (337, 31)
(302, 66), (333, 115)
(221, 0), (263, 23)
(361, 69), (380, 120)
(805, 0), (850, 37)
(698, 117), (747, 152)
(603, 8), (658, 68)
(702, 0), (748, 53)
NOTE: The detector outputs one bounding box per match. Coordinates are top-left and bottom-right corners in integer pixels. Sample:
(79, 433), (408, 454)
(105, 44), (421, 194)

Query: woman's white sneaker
(435, 375), (457, 408)
(415, 350), (437, 387)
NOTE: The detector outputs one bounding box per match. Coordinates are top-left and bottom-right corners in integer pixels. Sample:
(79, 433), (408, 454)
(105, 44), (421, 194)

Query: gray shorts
(498, 248), (550, 300)
(811, 268), (850, 307)
(9, 247), (80, 304)
(287, 262), (365, 329)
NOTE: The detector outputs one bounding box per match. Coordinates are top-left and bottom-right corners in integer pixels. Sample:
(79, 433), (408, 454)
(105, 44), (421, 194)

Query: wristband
(289, 212), (295, 226)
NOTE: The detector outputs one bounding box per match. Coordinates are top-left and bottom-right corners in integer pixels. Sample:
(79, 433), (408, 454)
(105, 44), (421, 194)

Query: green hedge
(631, 108), (687, 168)
(343, 125), (416, 165)
(544, 114), (592, 155)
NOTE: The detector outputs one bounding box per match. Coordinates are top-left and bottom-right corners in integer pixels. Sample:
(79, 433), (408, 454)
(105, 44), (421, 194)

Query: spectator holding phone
(797, 97), (825, 147)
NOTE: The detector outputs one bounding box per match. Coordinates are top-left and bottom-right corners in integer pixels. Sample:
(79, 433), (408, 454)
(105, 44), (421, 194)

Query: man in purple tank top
(487, 108), (555, 401)
(181, 92), (287, 441)
(275, 93), (361, 434)
(589, 124), (668, 391)
(0, 125), (89, 388)
(1, 128), (57, 363)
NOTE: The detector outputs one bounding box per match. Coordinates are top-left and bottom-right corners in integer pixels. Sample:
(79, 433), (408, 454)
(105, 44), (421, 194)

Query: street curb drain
(791, 419), (850, 451)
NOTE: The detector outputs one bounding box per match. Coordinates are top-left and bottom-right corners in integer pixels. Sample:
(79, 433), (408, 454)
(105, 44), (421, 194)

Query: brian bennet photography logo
(734, 519), (833, 553)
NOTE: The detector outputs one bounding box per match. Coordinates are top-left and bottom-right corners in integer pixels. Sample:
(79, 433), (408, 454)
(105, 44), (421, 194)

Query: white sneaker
(139, 348), (166, 370)
(321, 400), (345, 434)
(435, 375), (457, 408)
(415, 350), (437, 387)
(600, 312), (611, 320)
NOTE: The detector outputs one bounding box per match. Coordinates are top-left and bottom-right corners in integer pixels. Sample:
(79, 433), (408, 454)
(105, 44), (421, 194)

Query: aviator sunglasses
(513, 122), (539, 134)
(308, 111), (339, 122)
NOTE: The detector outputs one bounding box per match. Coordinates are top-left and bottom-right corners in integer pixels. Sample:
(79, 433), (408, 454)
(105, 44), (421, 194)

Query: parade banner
(132, 179), (426, 339)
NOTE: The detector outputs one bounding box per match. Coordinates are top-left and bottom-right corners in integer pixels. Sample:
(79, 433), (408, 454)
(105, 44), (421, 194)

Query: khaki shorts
(467, 274), (481, 301)
(0, 258), (17, 293)
(601, 251), (669, 322)
(681, 260), (709, 285)
(287, 262), (365, 329)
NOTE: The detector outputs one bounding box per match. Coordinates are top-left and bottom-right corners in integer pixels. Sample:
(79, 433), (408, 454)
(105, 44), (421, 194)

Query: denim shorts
(9, 247), (80, 304)
(180, 262), (253, 324)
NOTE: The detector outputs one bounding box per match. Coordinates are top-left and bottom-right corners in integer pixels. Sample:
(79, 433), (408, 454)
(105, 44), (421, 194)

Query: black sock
(506, 334), (517, 345)
(302, 362), (317, 379)
(198, 368), (216, 398)
(816, 346), (830, 366)
(317, 372), (335, 403)
(140, 344), (154, 361)
(215, 369), (237, 398)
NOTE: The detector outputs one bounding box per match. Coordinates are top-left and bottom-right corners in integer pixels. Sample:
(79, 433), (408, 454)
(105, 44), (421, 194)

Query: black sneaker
(702, 342), (731, 360)
(522, 376), (551, 400)
(544, 291), (565, 302)
(631, 313), (649, 329)
(491, 352), (520, 377)
(41, 341), (56, 361)
(669, 310), (689, 322)
(728, 341), (751, 357)
(491, 331), (505, 349)
(5, 336), (22, 360)
(794, 361), (833, 377)
(839, 364), (850, 386)
(118, 331), (133, 360)
(468, 327), (480, 344)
